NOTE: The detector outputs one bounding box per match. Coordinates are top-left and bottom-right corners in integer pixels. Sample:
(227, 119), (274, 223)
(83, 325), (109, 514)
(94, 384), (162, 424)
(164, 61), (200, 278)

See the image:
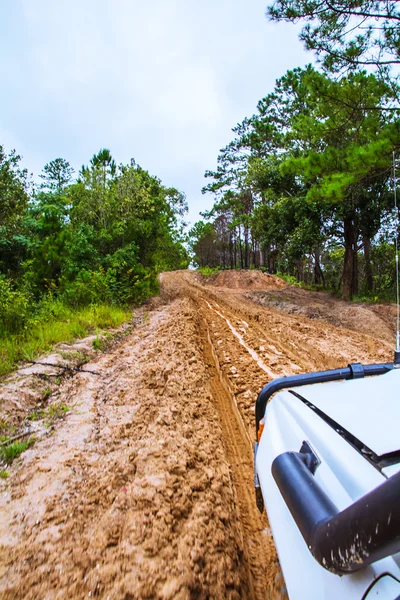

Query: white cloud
(1, 0), (310, 223)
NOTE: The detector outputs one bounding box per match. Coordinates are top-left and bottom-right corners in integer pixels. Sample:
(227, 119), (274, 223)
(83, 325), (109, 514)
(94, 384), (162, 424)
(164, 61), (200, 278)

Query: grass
(0, 470), (9, 478)
(0, 419), (11, 435)
(276, 272), (395, 303)
(46, 402), (69, 422)
(276, 271), (303, 287)
(0, 303), (131, 378)
(0, 437), (35, 465)
(0, 419), (16, 440)
(351, 292), (395, 303)
(92, 334), (106, 351)
(27, 402), (70, 425)
(199, 266), (220, 277)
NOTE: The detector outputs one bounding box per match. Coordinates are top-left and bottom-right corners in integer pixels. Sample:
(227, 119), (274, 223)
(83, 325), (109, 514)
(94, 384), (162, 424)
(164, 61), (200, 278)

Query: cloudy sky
(0, 0), (310, 225)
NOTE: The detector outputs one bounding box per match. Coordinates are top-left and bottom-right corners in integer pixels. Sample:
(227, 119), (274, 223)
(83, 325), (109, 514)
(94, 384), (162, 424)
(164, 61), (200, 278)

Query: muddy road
(0, 271), (393, 599)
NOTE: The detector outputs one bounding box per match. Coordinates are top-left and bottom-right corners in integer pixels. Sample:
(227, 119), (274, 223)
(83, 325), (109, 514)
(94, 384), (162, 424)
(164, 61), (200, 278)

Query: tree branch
(324, 1), (400, 21)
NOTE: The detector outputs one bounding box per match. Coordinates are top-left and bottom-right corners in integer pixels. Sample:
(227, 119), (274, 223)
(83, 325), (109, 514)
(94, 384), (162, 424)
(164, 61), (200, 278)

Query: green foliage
(86, 148), (116, 183)
(276, 272), (301, 286)
(370, 242), (397, 300)
(321, 247), (345, 293)
(200, 63), (399, 299)
(46, 403), (69, 423)
(352, 293), (380, 303)
(0, 276), (32, 334)
(0, 437), (35, 464)
(0, 302), (131, 377)
(1, 147), (188, 304)
(28, 403), (69, 425)
(188, 221), (219, 268)
(266, 0), (400, 73)
(0, 147), (29, 228)
(199, 266), (220, 277)
(0, 146), (30, 278)
(0, 470), (9, 478)
(0, 419), (10, 435)
(62, 269), (119, 307)
(39, 158), (74, 194)
(0, 146), (188, 376)
(92, 335), (104, 351)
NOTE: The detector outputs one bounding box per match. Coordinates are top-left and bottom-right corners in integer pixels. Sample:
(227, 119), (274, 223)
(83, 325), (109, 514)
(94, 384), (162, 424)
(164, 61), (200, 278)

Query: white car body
(255, 367), (400, 600)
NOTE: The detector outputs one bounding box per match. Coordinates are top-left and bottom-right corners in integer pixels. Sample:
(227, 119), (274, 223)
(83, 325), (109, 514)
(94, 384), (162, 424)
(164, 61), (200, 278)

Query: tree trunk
(342, 217), (359, 300)
(267, 245), (275, 273)
(244, 225), (249, 269)
(252, 240), (257, 268)
(238, 225), (244, 269)
(297, 260), (303, 282)
(259, 247), (264, 268)
(362, 233), (373, 293)
(352, 245), (359, 297)
(230, 232), (234, 270)
(314, 247), (325, 286)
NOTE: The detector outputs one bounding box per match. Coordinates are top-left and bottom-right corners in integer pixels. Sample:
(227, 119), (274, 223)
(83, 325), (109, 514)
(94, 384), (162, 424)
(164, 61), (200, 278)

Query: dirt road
(0, 271), (393, 599)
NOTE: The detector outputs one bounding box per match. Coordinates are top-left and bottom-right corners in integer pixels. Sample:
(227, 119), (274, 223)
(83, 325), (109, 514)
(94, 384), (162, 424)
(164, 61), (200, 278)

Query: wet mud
(0, 271), (393, 599)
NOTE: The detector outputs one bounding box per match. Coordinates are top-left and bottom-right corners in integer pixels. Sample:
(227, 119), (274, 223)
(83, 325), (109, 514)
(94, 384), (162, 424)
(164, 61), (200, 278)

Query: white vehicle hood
(290, 367), (400, 457)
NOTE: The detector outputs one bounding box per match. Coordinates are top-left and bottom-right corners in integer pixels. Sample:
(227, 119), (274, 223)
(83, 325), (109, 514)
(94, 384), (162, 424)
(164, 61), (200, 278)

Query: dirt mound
(201, 270), (286, 291)
(246, 287), (395, 344)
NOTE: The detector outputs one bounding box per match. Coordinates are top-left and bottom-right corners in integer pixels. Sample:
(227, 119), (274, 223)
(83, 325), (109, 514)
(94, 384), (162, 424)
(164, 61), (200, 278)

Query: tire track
(199, 312), (286, 600)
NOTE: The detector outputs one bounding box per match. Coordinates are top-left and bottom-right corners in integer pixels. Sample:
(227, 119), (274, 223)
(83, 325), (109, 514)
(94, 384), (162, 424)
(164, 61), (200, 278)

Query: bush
(61, 269), (116, 307)
(199, 266), (220, 277)
(0, 276), (32, 335)
(61, 264), (158, 308)
(276, 271), (301, 286)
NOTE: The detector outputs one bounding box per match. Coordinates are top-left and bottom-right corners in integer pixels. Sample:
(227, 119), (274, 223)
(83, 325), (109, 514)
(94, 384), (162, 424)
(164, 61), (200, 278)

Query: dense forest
(189, 0), (400, 301)
(0, 147), (188, 374)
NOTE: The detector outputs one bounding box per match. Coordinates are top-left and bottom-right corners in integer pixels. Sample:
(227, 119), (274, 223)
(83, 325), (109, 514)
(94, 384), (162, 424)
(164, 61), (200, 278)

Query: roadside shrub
(0, 303), (131, 378)
(30, 295), (72, 323)
(370, 242), (396, 301)
(199, 266), (220, 277)
(276, 271), (301, 286)
(61, 265), (158, 307)
(0, 276), (32, 335)
(61, 268), (116, 307)
(125, 268), (159, 304)
(103, 247), (159, 304)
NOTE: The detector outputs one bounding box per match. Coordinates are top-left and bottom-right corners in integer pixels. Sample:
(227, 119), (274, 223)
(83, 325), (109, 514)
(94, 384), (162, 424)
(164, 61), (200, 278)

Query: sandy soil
(246, 286), (396, 344)
(198, 269), (286, 291)
(0, 271), (394, 600)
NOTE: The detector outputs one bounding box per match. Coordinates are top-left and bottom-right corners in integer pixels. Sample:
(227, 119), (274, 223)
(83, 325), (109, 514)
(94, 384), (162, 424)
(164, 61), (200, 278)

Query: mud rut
(0, 271), (392, 600)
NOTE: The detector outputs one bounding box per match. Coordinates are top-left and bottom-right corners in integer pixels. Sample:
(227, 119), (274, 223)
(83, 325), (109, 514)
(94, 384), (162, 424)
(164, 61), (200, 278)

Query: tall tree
(265, 67), (399, 297)
(0, 146), (29, 229)
(39, 158), (74, 194)
(266, 0), (400, 74)
(28, 191), (71, 292)
(202, 65), (400, 297)
(188, 221), (219, 268)
(87, 148), (116, 188)
(0, 146), (29, 277)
